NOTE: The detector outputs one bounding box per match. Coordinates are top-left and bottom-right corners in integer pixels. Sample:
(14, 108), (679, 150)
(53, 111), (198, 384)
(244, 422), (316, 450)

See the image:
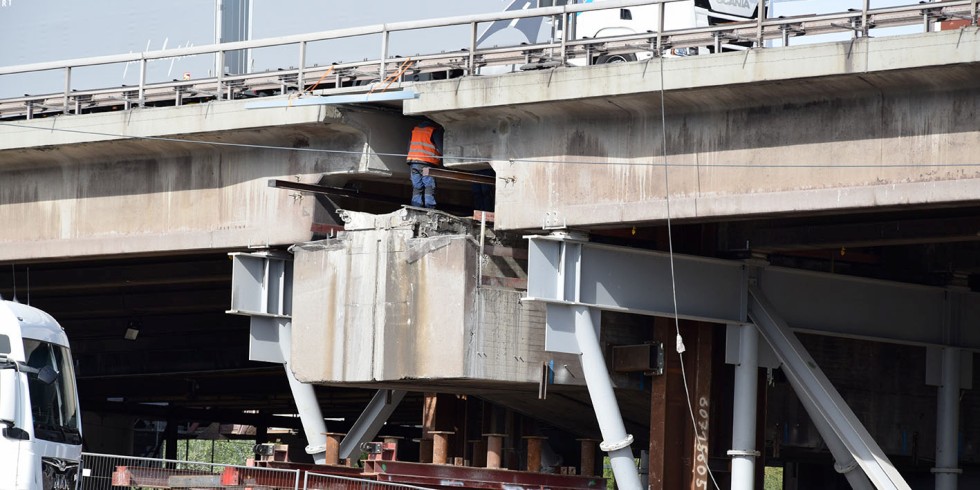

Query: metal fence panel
(80, 452), (300, 490)
(302, 472), (432, 490)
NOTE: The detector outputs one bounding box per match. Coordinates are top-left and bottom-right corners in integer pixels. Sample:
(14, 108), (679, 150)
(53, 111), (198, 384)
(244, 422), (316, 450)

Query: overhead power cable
(1, 121), (977, 170)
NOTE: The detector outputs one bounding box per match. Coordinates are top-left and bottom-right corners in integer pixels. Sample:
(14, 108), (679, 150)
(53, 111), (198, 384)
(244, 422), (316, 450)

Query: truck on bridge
(0, 299), (82, 490)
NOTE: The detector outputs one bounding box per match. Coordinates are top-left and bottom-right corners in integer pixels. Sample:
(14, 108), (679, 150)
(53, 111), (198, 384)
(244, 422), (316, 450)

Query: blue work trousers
(409, 163), (436, 208)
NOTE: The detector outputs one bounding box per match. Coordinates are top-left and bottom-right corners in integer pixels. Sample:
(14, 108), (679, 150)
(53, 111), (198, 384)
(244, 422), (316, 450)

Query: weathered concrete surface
(0, 99), (416, 260)
(290, 209), (583, 388)
(406, 29), (980, 230)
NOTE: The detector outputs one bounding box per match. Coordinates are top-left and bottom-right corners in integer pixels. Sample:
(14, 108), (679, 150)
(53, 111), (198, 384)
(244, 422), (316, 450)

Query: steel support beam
(527, 236), (640, 488)
(933, 347), (962, 490)
(228, 252), (328, 464)
(729, 323), (760, 490)
(747, 287), (909, 490)
(277, 320), (329, 464)
(571, 305), (643, 490)
(525, 236), (980, 350)
(339, 389), (408, 460)
(422, 166), (496, 185)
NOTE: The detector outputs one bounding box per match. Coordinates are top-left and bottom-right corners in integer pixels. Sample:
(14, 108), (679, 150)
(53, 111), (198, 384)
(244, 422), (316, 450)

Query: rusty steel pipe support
(577, 439), (598, 476)
(524, 436), (548, 472)
(431, 431), (454, 465)
(485, 434), (506, 469)
(324, 433), (345, 465)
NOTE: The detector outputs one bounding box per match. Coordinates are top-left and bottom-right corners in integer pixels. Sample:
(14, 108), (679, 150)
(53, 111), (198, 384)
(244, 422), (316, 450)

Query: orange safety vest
(407, 126), (442, 165)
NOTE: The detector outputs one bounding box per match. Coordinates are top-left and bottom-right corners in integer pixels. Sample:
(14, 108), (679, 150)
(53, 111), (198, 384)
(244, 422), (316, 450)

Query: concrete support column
(485, 434), (506, 469)
(934, 347), (962, 490)
(573, 306), (642, 490)
(729, 324), (760, 490)
(524, 436), (547, 472)
(432, 431), (454, 465)
(577, 439), (598, 476)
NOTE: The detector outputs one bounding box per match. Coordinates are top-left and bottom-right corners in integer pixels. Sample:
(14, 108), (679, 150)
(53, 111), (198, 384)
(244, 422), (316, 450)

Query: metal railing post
(216, 50), (225, 100)
(298, 41), (307, 92)
(862, 0), (870, 37)
(972, 0), (978, 26)
(138, 58), (147, 107)
(560, 11), (569, 64)
(379, 29), (390, 82)
(657, 2), (665, 56)
(62, 66), (71, 114)
(756, 0), (765, 47)
(469, 21), (478, 75)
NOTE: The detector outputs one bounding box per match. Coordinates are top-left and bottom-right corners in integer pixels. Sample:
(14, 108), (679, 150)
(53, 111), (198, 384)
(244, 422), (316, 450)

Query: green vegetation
(764, 465), (784, 490)
(162, 439), (256, 465)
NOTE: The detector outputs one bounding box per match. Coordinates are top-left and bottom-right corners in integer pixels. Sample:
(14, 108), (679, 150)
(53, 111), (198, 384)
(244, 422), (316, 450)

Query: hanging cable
(657, 52), (722, 490)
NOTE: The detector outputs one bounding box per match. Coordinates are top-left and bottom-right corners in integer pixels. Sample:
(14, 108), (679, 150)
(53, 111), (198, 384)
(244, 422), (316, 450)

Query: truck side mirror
(0, 367), (18, 427)
(37, 365), (58, 386)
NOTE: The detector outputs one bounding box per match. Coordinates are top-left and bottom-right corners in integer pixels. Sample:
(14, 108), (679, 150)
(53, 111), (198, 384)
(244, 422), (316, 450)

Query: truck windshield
(22, 339), (81, 445)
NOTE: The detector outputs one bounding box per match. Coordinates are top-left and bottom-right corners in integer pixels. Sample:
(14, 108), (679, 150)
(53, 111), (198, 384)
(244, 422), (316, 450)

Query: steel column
(339, 389), (407, 459)
(934, 347), (961, 490)
(748, 287), (907, 490)
(578, 439), (597, 476)
(729, 323), (760, 490)
(573, 305), (642, 490)
(525, 436), (547, 472)
(432, 431), (453, 465)
(486, 434), (505, 469)
(277, 320), (328, 464)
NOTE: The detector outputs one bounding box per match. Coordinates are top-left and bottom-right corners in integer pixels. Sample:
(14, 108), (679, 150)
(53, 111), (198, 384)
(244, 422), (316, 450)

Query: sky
(0, 0), (934, 98)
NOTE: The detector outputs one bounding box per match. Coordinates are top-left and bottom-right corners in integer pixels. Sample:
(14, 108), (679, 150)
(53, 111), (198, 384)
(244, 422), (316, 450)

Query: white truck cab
(572, 0), (762, 61)
(0, 300), (82, 490)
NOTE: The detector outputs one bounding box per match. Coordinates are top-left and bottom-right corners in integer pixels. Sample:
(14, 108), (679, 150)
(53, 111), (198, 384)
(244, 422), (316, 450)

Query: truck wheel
(595, 54), (637, 64)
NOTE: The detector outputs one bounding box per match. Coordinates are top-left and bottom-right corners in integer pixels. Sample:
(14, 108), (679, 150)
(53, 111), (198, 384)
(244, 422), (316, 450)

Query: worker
(406, 120), (444, 209)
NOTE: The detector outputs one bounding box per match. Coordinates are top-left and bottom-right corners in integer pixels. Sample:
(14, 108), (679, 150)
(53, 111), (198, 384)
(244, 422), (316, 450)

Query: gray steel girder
(748, 287), (908, 490)
(525, 236), (980, 350)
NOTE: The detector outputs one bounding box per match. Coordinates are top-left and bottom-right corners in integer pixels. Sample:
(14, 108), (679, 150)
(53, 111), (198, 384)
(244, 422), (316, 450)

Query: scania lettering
(0, 300), (82, 490)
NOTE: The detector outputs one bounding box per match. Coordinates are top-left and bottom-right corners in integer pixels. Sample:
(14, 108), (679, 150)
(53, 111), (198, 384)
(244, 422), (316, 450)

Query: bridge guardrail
(0, 0), (976, 121)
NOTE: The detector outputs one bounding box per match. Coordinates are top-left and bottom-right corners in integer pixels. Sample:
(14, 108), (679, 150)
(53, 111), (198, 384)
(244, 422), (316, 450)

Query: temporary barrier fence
(80, 452), (301, 490)
(303, 472), (433, 490)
